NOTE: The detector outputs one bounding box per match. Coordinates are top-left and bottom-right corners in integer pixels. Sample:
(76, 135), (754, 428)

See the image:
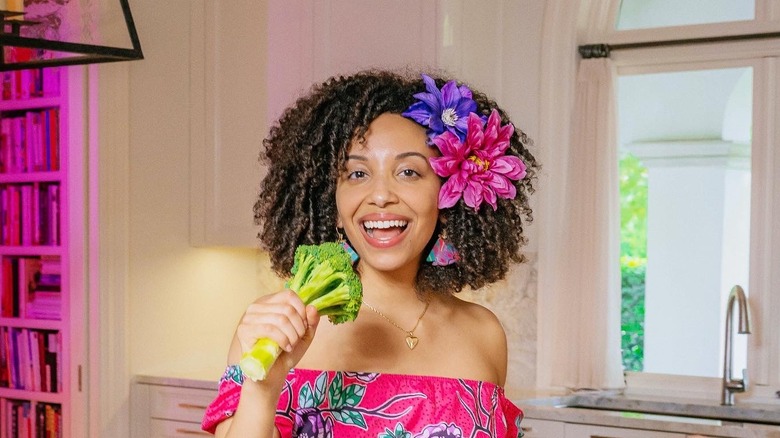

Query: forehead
(348, 113), (435, 158)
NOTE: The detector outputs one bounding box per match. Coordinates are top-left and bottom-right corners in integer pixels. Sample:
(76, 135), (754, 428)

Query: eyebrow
(346, 151), (428, 161)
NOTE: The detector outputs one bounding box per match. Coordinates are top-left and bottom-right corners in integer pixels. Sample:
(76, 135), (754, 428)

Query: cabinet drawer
(150, 419), (213, 437)
(521, 418), (566, 437)
(565, 423), (686, 437)
(149, 385), (217, 423)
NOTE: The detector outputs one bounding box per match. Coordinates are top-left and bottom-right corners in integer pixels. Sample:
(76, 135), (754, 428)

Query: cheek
(335, 185), (361, 224)
(417, 182), (442, 223)
(425, 179), (442, 209)
(335, 185), (348, 226)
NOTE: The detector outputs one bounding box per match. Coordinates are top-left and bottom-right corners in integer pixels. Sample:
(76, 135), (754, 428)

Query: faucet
(722, 285), (751, 406)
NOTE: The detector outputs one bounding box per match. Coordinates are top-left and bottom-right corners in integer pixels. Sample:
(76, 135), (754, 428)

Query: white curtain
(539, 57), (624, 390)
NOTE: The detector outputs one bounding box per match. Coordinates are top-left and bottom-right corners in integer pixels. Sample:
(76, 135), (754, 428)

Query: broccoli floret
(287, 242), (362, 324)
(240, 242), (362, 381)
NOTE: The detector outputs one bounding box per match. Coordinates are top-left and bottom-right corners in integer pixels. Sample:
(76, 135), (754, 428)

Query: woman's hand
(216, 290), (320, 438)
(231, 290), (321, 386)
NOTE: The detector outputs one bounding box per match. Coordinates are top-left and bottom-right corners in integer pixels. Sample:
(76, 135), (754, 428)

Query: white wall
(124, 0), (286, 379)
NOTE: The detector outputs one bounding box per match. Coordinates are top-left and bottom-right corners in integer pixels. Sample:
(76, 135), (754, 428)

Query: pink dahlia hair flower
(429, 109), (527, 210)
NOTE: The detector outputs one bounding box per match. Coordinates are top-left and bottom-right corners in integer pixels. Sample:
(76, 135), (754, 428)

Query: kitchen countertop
(517, 392), (780, 438)
(134, 371), (220, 391)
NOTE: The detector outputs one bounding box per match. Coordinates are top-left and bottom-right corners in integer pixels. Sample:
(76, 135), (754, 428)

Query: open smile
(361, 219), (409, 247)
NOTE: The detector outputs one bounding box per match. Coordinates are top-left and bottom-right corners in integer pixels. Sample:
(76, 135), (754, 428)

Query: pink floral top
(202, 366), (524, 437)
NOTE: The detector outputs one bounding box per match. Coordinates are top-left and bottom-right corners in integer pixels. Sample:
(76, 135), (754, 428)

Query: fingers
(305, 305), (321, 335)
(280, 305), (320, 368)
(237, 290), (310, 354)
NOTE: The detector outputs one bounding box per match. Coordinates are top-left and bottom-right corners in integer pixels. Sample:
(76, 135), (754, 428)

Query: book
(26, 256), (61, 320)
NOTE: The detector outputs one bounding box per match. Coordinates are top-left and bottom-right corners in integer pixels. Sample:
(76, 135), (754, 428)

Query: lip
(358, 213), (411, 249)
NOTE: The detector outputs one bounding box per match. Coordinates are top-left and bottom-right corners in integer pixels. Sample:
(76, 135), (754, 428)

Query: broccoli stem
(307, 284), (350, 310)
(287, 253), (316, 293)
(239, 337), (283, 382)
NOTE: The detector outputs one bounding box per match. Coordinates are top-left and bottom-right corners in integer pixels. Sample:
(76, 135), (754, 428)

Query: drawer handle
(178, 403), (209, 410)
(175, 428), (211, 435)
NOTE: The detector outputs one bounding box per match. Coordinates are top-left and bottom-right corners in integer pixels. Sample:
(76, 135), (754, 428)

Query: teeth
(363, 220), (408, 229)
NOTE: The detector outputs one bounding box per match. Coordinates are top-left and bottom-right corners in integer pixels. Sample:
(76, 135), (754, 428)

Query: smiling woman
(200, 69), (538, 438)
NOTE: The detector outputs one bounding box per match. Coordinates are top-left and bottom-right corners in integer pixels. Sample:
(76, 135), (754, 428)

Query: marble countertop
(518, 392), (780, 438)
(134, 371), (219, 391)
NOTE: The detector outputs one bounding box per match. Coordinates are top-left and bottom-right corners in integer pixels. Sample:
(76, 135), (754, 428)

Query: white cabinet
(565, 423), (687, 438)
(131, 378), (217, 438)
(520, 417), (724, 438)
(188, 0), (440, 247)
(521, 418), (566, 437)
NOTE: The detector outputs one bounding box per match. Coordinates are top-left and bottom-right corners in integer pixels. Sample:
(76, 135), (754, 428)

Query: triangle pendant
(405, 335), (419, 349)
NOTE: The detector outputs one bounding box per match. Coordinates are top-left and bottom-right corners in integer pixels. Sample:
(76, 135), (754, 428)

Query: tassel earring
(337, 227), (359, 263)
(426, 228), (459, 266)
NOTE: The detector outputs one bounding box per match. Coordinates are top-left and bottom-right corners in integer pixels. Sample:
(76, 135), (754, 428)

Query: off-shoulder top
(202, 366), (524, 437)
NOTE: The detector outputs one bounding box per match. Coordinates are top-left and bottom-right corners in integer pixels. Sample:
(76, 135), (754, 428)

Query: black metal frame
(0, 0), (143, 71)
(579, 31), (780, 59)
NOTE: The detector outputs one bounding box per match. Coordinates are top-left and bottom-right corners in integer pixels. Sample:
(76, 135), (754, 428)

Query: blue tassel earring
(337, 227), (359, 263)
(425, 228), (459, 266)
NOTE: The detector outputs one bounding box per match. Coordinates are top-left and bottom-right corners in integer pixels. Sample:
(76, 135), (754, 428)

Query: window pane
(617, 0), (755, 30)
(618, 67), (752, 378)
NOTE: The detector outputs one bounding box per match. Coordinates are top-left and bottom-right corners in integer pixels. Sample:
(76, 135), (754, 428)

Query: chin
(359, 255), (419, 274)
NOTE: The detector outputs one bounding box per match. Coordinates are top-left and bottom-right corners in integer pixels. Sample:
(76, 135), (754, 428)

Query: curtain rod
(579, 31), (780, 58)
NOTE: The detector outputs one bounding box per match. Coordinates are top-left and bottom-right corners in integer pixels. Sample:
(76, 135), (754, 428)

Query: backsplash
(461, 252), (538, 391)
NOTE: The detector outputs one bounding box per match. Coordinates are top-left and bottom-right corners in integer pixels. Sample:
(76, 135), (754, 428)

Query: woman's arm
(214, 291), (320, 438)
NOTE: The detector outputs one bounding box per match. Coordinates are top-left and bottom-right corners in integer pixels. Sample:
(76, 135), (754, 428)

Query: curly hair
(254, 69), (538, 295)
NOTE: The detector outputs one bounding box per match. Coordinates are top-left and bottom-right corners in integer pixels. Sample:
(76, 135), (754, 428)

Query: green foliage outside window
(621, 256), (645, 371)
(620, 153), (648, 371)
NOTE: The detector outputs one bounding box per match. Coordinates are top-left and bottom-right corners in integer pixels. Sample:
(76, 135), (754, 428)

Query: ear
(336, 216), (344, 229)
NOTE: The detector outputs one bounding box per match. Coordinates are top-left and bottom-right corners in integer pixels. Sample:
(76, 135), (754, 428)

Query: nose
(368, 177), (399, 207)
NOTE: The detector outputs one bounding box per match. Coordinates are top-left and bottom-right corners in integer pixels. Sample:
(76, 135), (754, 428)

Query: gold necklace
(363, 300), (430, 350)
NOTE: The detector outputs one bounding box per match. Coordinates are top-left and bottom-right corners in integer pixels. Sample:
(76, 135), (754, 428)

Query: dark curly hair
(254, 69), (538, 295)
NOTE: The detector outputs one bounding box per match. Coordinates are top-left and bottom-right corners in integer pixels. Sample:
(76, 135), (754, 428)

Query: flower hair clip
(402, 74), (527, 211)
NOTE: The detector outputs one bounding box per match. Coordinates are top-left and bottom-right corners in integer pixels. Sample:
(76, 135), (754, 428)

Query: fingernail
(285, 344), (292, 352)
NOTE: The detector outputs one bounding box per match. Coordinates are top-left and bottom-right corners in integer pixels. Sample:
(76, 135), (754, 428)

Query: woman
(202, 70), (538, 437)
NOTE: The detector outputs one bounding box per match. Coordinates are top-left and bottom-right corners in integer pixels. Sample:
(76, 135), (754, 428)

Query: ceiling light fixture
(0, 0), (142, 71)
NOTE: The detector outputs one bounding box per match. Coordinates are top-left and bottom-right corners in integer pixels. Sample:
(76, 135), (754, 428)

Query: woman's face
(336, 113), (441, 275)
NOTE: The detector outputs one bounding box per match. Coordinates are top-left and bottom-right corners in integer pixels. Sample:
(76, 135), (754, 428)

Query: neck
(356, 261), (423, 305)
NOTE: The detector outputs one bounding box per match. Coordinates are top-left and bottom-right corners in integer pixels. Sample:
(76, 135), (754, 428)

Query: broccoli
(240, 242), (363, 381)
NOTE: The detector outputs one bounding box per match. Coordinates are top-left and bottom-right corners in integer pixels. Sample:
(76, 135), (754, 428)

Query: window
(608, 0), (779, 391)
(539, 0), (780, 394)
(616, 0), (755, 30)
(618, 67), (752, 378)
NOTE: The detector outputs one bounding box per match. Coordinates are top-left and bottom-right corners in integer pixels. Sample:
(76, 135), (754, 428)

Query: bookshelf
(0, 67), (67, 437)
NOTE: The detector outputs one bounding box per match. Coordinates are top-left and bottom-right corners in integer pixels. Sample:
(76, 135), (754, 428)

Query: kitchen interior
(1, 0), (778, 437)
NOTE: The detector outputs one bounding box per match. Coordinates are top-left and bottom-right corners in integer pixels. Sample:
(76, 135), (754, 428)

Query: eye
(347, 170), (368, 180)
(399, 168), (421, 178)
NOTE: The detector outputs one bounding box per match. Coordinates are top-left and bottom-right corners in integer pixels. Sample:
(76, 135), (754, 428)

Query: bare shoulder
(439, 295), (508, 384)
(448, 296), (507, 347)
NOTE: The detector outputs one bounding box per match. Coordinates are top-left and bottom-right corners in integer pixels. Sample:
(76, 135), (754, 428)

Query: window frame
(610, 31), (780, 399)
(537, 0), (780, 398)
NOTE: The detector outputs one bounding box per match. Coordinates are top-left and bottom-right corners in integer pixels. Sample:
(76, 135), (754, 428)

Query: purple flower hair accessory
(403, 74), (527, 211)
(402, 74), (479, 143)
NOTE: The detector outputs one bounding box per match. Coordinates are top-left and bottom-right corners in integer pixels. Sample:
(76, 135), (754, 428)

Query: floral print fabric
(202, 367), (524, 437)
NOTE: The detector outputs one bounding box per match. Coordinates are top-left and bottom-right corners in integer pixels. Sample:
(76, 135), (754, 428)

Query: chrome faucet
(722, 285), (751, 406)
